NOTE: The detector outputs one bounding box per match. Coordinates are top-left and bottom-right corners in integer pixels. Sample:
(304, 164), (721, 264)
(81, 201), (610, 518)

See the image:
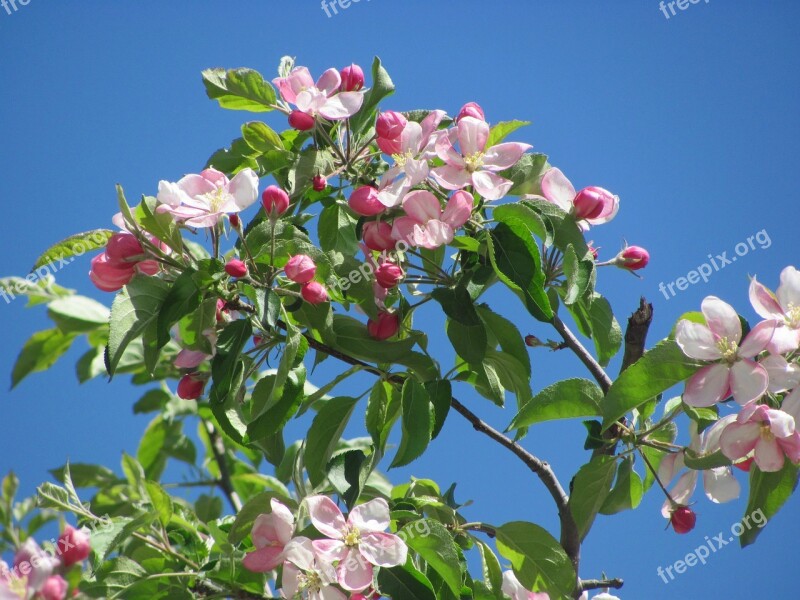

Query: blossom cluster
(242, 496), (407, 599)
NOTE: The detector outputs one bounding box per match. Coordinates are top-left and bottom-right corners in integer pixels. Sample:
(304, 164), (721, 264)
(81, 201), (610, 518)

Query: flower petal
(683, 364), (731, 407)
(738, 319), (777, 357)
(242, 546), (284, 573)
(749, 277), (784, 320)
(782, 388), (800, 421)
(319, 91), (365, 120)
(336, 548), (374, 591)
(178, 173), (217, 199)
(441, 191), (474, 228)
(482, 142), (532, 170)
(766, 407), (795, 438)
(305, 496), (345, 540)
(430, 164), (471, 191)
(762, 354), (800, 393)
(348, 498), (390, 533)
(777, 266), (800, 312)
(456, 116), (489, 156)
(720, 422), (761, 461)
(540, 168), (576, 212)
(730, 359), (768, 405)
(675, 320), (721, 361)
(359, 532), (408, 567)
(228, 168), (260, 210)
(754, 438), (785, 472)
(472, 170), (513, 201)
(701, 296), (741, 343)
(702, 467), (741, 504)
(402, 190), (441, 223)
(316, 68), (341, 95)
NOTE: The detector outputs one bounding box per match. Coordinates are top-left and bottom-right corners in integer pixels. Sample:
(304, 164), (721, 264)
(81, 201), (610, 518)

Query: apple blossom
(306, 495), (408, 591)
(502, 570), (551, 599)
(89, 253), (136, 292)
(391, 190), (473, 249)
(242, 498), (295, 573)
(669, 506), (697, 534)
(225, 258), (248, 278)
(749, 266), (800, 354)
(58, 525), (91, 567)
(302, 282), (329, 304)
(456, 101), (485, 122)
(339, 64), (365, 92)
(719, 403), (800, 472)
(262, 185), (291, 216)
(285, 255), (317, 284)
(675, 296), (776, 407)
(156, 167), (259, 228)
(348, 186), (386, 216)
(281, 537), (346, 600)
(375, 110), (407, 142)
(13, 539), (59, 592)
(529, 168), (619, 231)
(105, 233), (145, 267)
(613, 246), (649, 271)
(362, 221), (395, 252)
(431, 115), (531, 201)
(313, 174), (328, 192)
(39, 576), (68, 600)
(177, 374), (206, 400)
(273, 66), (365, 122)
(374, 261), (404, 289)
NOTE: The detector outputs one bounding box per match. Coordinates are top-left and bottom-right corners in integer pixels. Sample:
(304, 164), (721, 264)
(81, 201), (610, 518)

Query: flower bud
(670, 506), (696, 534)
(285, 255), (317, 284)
(105, 233), (144, 267)
(58, 525), (91, 566)
(367, 311), (400, 340)
(89, 253), (136, 292)
(312, 174), (328, 192)
(339, 64), (365, 91)
(614, 246), (650, 271)
(362, 221), (395, 252)
(573, 186), (615, 221)
(288, 110), (316, 131)
(225, 259), (248, 278)
(376, 111), (408, 140)
(262, 185), (290, 216)
(301, 281), (329, 304)
(177, 374), (206, 400)
(348, 186), (385, 217)
(456, 102), (485, 122)
(40, 575), (68, 600)
(376, 136), (403, 156)
(229, 214), (241, 228)
(135, 260), (160, 276)
(216, 299), (227, 323)
(524, 335), (540, 347)
(375, 261), (404, 289)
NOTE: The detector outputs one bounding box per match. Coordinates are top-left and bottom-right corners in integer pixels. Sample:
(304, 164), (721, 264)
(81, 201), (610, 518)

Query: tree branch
(620, 297), (653, 374)
(551, 315), (612, 393)
(579, 578), (624, 592)
(202, 419), (243, 513)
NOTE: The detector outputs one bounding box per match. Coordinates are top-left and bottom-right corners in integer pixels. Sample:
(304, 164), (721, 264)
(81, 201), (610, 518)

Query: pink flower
(349, 186), (386, 217)
(156, 167), (259, 228)
(669, 506), (697, 534)
(613, 246), (649, 271)
(89, 252), (136, 292)
(720, 403), (800, 472)
(362, 221), (395, 252)
(675, 296), (776, 407)
(306, 496), (408, 592)
(313, 175), (328, 192)
(749, 266), (800, 354)
(376, 111), (408, 142)
(273, 66), (365, 122)
(262, 185), (291, 216)
(105, 233), (145, 267)
(242, 499), (295, 573)
(431, 116), (531, 201)
(285, 255), (317, 284)
(375, 262), (404, 289)
(391, 190), (473, 250)
(281, 537), (346, 600)
(529, 168), (618, 231)
(377, 110), (447, 207)
(368, 311), (400, 340)
(58, 525), (91, 566)
(39, 576), (68, 600)
(302, 282), (329, 304)
(13, 539), (59, 592)
(456, 102), (485, 123)
(501, 570), (550, 600)
(289, 110), (316, 131)
(339, 64), (365, 92)
(177, 374), (206, 400)
(225, 259), (248, 278)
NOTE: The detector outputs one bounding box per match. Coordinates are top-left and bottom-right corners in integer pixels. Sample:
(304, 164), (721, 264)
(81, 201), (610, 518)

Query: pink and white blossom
(156, 168), (259, 228)
(749, 266), (800, 354)
(305, 496), (407, 592)
(675, 296), (776, 407)
(720, 403), (800, 472)
(281, 537), (345, 600)
(431, 116), (531, 201)
(273, 67), (365, 122)
(501, 570), (551, 600)
(391, 190), (473, 250)
(243, 499), (296, 573)
(527, 168), (618, 231)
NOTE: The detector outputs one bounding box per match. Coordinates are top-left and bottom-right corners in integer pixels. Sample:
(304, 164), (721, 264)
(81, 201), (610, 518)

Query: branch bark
(551, 315), (613, 393)
(202, 419), (243, 513)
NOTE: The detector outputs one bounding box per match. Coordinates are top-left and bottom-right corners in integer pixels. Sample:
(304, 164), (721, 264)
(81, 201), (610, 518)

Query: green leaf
(156, 269), (202, 351)
(247, 368), (306, 440)
(740, 463), (799, 547)
(228, 491), (291, 545)
(587, 295), (622, 367)
(286, 147), (336, 194)
(331, 315), (417, 364)
(495, 521), (576, 596)
(144, 481), (173, 528)
(510, 378), (603, 430)
(501, 153), (549, 196)
(488, 219), (553, 322)
(475, 539), (504, 600)
(402, 519), (463, 596)
(568, 456), (617, 540)
(134, 196), (183, 251)
(11, 328), (75, 388)
(492, 202), (550, 245)
(319, 202), (359, 256)
(390, 379), (434, 468)
(209, 319), (253, 404)
(350, 57), (395, 135)
(202, 67), (276, 112)
(562, 245), (591, 305)
(242, 121), (284, 153)
(107, 275), (170, 376)
(91, 512), (156, 562)
(48, 295), (110, 333)
(49, 463), (118, 488)
(601, 339), (701, 431)
(599, 458), (644, 515)
(327, 450), (372, 510)
(683, 448), (732, 470)
(426, 379), (452, 440)
(195, 495), (223, 523)
(487, 120), (531, 147)
(33, 229), (113, 270)
(305, 397), (360, 487)
(80, 557), (147, 599)
(366, 381), (401, 452)
(446, 319), (488, 364)
(477, 305), (531, 377)
(377, 559), (436, 600)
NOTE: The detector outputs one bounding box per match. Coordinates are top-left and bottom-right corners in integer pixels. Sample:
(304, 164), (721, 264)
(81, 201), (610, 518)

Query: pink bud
(339, 64), (365, 92)
(348, 186), (385, 217)
(288, 110), (316, 131)
(40, 575), (68, 600)
(376, 111), (408, 140)
(375, 261), (404, 289)
(615, 246), (649, 271)
(362, 221), (395, 252)
(573, 186), (616, 221)
(367, 311), (400, 340)
(229, 214), (241, 228)
(262, 185), (290, 216)
(301, 281), (329, 304)
(89, 253), (136, 292)
(285, 255), (317, 284)
(588, 243), (599, 260)
(225, 259), (248, 278)
(199, 168), (229, 187)
(105, 233), (144, 267)
(177, 374), (206, 400)
(313, 174), (328, 192)
(135, 260), (160, 276)
(58, 525), (91, 566)
(670, 506), (696, 534)
(456, 102), (485, 122)
(216, 299), (227, 323)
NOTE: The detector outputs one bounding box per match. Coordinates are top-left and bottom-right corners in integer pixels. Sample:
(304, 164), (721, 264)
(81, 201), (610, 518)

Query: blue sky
(1, 1), (799, 598)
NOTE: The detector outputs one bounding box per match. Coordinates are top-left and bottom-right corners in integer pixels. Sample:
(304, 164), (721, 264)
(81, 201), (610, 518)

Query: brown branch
(551, 315), (613, 394)
(620, 297), (653, 374)
(202, 419), (243, 513)
(579, 578), (624, 592)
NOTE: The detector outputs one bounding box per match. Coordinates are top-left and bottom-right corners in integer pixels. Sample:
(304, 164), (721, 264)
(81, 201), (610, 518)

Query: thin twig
(202, 420), (243, 513)
(551, 315), (613, 393)
(579, 578), (624, 592)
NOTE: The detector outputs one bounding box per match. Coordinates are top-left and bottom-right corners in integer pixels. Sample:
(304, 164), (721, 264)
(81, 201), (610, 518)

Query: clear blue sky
(2, 1), (799, 598)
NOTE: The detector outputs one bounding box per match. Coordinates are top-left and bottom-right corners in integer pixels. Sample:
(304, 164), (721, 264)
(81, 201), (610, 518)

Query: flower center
(785, 303), (800, 328)
(203, 187), (230, 213)
(392, 150), (415, 168)
(761, 424), (775, 442)
(464, 152), (485, 173)
(297, 570), (323, 595)
(343, 526), (361, 547)
(8, 576), (27, 597)
(716, 337), (739, 362)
